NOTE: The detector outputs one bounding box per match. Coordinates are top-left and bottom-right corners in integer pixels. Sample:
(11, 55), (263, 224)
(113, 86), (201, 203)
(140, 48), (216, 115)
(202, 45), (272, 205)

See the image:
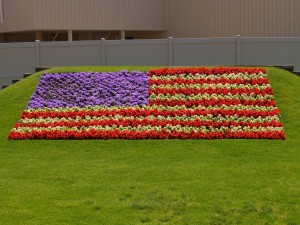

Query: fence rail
(1, 36), (300, 87)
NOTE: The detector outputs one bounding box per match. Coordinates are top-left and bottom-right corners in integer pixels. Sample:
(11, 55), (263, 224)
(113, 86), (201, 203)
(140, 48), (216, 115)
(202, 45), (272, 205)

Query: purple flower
(27, 71), (150, 109)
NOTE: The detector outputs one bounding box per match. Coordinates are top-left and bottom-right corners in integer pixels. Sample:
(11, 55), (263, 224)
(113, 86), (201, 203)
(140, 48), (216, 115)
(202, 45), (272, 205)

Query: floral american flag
(8, 67), (285, 140)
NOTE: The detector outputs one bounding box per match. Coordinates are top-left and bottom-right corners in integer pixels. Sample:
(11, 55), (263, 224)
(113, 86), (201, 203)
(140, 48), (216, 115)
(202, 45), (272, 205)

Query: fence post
(168, 37), (173, 66)
(101, 38), (106, 66)
(35, 40), (40, 67)
(236, 35), (241, 65)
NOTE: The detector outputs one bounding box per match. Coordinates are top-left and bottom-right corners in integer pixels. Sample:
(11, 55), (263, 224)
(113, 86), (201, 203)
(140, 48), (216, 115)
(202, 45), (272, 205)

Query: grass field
(0, 66), (299, 225)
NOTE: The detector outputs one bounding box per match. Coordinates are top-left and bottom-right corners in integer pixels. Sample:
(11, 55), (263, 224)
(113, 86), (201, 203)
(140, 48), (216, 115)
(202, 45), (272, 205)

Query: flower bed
(8, 67), (285, 140)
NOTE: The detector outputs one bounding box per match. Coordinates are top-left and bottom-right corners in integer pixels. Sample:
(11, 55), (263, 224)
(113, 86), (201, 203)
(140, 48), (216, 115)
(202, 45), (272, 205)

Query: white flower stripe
(149, 93), (274, 101)
(23, 104), (279, 113)
(150, 72), (268, 80)
(150, 83), (272, 90)
(18, 114), (282, 125)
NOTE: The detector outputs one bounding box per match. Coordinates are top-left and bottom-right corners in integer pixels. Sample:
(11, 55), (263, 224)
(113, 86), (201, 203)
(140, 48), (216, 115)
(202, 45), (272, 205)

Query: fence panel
(39, 41), (102, 67)
(172, 38), (237, 66)
(105, 39), (168, 66)
(241, 37), (300, 71)
(0, 43), (35, 87)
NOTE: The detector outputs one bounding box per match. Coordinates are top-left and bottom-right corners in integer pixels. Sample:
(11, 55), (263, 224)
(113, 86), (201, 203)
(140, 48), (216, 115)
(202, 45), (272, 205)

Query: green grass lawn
(0, 66), (299, 225)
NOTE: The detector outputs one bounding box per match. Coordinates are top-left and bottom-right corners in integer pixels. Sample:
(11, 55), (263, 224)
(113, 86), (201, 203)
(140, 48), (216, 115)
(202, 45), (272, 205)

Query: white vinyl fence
(1, 36), (300, 87)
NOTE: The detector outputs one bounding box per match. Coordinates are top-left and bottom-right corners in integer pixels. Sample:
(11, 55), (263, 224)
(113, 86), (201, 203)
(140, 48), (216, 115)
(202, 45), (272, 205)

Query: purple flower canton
(27, 70), (149, 109)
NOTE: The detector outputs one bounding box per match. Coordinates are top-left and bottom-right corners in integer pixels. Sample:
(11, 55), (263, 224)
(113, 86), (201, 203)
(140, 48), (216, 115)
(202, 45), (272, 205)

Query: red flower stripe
(20, 108), (281, 120)
(149, 87), (274, 96)
(149, 77), (270, 86)
(148, 67), (266, 76)
(8, 129), (285, 140)
(149, 99), (276, 107)
(14, 118), (283, 129)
